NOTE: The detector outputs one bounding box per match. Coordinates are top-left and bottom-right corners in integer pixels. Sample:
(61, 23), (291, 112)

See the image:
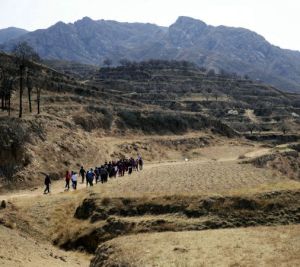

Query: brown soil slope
(91, 225), (300, 267)
(0, 225), (90, 267)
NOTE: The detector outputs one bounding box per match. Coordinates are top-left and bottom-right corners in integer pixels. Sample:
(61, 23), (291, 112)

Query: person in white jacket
(71, 171), (77, 190)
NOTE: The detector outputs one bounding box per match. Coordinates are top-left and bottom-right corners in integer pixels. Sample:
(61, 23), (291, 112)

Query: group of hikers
(44, 155), (143, 194)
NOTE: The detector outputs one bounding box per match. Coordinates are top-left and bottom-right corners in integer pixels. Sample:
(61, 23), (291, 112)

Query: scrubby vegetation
(0, 118), (30, 182)
(89, 60), (300, 135)
(0, 54), (299, 189)
(117, 110), (207, 134)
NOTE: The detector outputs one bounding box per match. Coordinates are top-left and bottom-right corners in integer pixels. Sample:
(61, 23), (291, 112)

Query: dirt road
(0, 144), (282, 201)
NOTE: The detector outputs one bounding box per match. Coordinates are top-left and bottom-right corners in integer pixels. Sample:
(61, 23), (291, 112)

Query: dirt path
(1, 143), (298, 267)
(0, 144), (286, 201)
(1, 179), (88, 201)
(243, 147), (272, 158)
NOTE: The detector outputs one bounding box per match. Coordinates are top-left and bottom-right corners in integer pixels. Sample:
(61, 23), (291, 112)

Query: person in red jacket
(65, 170), (71, 190)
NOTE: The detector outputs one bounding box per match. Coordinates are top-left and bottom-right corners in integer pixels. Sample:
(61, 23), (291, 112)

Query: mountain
(2, 17), (167, 64)
(2, 16), (300, 92)
(0, 27), (28, 44)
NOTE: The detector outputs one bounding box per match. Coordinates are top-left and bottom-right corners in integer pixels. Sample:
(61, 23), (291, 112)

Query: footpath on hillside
(1, 145), (276, 201)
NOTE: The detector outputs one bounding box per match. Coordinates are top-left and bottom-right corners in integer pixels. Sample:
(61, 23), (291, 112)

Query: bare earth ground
(0, 225), (90, 267)
(1, 141), (300, 266)
(92, 225), (300, 267)
(4, 143), (297, 200)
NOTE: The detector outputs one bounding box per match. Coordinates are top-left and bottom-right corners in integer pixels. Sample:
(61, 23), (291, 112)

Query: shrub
(73, 113), (112, 131)
(0, 118), (30, 182)
(117, 110), (208, 134)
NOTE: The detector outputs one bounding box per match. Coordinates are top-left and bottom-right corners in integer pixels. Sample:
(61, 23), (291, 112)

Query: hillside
(0, 54), (239, 190)
(0, 54), (299, 190)
(2, 16), (300, 92)
(90, 60), (300, 136)
(0, 52), (300, 266)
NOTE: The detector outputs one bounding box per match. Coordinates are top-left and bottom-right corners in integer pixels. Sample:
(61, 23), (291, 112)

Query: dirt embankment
(245, 133), (300, 144)
(243, 146), (300, 180)
(57, 190), (300, 253)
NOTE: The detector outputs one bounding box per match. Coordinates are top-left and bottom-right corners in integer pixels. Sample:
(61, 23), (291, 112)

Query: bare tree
(207, 69), (216, 77)
(281, 120), (291, 134)
(103, 58), (112, 67)
(5, 77), (13, 116)
(0, 70), (13, 115)
(248, 123), (256, 134)
(26, 70), (33, 112)
(213, 91), (219, 101)
(0, 67), (4, 110)
(13, 42), (40, 118)
(36, 86), (42, 114)
(119, 58), (131, 67)
(204, 92), (209, 101)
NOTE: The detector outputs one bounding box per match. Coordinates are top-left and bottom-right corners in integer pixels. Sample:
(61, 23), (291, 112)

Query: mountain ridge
(0, 27), (28, 44)
(1, 16), (300, 92)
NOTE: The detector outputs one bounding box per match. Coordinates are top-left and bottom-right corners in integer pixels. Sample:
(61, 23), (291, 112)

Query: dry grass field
(1, 139), (300, 267)
(90, 158), (293, 197)
(91, 225), (300, 267)
(0, 225), (90, 267)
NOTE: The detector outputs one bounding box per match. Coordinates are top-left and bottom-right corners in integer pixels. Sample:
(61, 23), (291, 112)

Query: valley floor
(1, 140), (300, 266)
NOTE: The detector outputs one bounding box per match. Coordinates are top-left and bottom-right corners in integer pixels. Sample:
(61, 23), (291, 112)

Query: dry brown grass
(1, 141), (299, 266)
(90, 158), (293, 198)
(91, 225), (300, 267)
(0, 225), (91, 267)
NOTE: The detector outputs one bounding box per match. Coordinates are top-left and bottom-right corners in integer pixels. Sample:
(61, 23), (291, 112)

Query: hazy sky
(0, 0), (299, 51)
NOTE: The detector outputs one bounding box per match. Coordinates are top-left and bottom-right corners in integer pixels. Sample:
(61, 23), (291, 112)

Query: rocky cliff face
(2, 16), (300, 92)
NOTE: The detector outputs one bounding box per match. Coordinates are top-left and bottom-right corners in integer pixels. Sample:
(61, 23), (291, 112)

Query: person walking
(86, 168), (95, 187)
(94, 167), (100, 184)
(100, 166), (108, 183)
(44, 174), (51, 194)
(65, 170), (71, 190)
(138, 155), (143, 171)
(71, 171), (78, 190)
(79, 166), (86, 184)
(128, 158), (134, 175)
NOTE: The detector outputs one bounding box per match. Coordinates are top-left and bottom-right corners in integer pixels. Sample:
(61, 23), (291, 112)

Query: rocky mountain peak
(75, 16), (95, 26)
(169, 16), (208, 47)
(174, 16), (207, 28)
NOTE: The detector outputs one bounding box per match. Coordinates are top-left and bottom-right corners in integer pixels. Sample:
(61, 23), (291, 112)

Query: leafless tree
(0, 67), (3, 110)
(281, 120), (291, 134)
(36, 86), (42, 114)
(213, 91), (219, 101)
(0, 69), (13, 116)
(248, 123), (256, 134)
(13, 41), (40, 118)
(119, 58), (131, 67)
(103, 58), (112, 67)
(26, 70), (33, 112)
